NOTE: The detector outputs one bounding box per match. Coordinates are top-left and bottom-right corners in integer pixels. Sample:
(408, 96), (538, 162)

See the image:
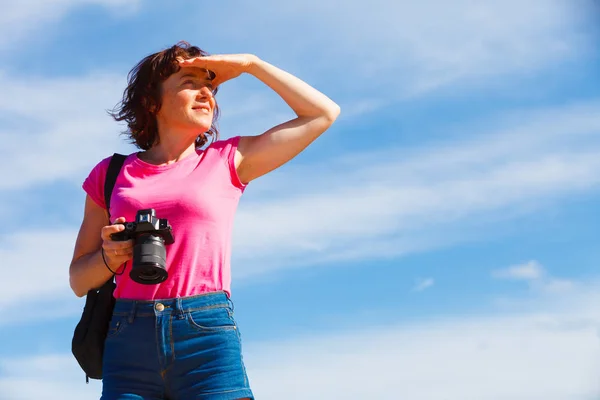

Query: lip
(192, 105), (211, 112)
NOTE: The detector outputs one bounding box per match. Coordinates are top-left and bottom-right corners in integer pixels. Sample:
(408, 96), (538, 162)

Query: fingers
(104, 247), (133, 261)
(179, 58), (217, 81)
(102, 240), (134, 269)
(100, 217), (125, 241)
(104, 241), (134, 253)
(179, 55), (215, 64)
(100, 217), (134, 266)
(179, 57), (208, 69)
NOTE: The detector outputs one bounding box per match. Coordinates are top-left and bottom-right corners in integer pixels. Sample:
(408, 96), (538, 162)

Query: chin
(184, 119), (211, 133)
(191, 115), (213, 128)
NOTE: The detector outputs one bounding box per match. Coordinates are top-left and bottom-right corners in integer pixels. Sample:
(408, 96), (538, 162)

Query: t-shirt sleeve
(212, 136), (247, 190)
(82, 156), (112, 209)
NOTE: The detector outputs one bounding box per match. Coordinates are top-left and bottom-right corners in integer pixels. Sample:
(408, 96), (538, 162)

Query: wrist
(245, 55), (264, 75)
(100, 248), (123, 275)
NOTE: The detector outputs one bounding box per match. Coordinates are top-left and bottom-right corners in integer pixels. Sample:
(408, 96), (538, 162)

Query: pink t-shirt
(82, 136), (246, 300)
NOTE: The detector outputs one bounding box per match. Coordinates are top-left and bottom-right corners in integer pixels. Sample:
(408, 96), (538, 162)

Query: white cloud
(0, 71), (132, 191)
(0, 230), (78, 305)
(492, 260), (545, 280)
(0, 0), (593, 191)
(215, 0), (589, 95)
(230, 101), (600, 278)
(244, 278), (600, 399)
(0, 0), (141, 49)
(2, 101), (600, 307)
(0, 354), (102, 400)
(413, 278), (435, 292)
(491, 260), (577, 297)
(246, 313), (600, 399)
(540, 278), (576, 294)
(3, 279), (600, 400)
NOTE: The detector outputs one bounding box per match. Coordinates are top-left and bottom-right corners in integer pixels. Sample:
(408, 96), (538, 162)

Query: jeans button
(155, 303), (165, 312)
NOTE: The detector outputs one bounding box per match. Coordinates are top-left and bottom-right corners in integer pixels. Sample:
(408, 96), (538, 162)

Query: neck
(142, 125), (201, 165)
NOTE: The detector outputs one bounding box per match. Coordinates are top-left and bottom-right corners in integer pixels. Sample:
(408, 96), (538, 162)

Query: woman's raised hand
(179, 54), (260, 87)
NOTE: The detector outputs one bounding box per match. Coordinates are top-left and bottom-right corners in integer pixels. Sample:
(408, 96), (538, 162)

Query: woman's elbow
(69, 267), (86, 298)
(324, 103), (341, 122)
(70, 279), (85, 298)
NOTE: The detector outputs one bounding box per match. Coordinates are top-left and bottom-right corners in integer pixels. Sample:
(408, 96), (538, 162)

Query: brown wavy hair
(109, 41), (220, 150)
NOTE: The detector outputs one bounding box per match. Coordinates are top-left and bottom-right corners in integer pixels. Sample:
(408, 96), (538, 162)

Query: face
(156, 66), (216, 137)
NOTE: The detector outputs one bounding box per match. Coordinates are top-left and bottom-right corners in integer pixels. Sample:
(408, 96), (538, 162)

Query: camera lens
(137, 268), (164, 281)
(130, 233), (169, 285)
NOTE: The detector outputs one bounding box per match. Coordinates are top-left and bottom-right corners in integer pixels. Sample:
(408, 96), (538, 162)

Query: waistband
(112, 290), (231, 318)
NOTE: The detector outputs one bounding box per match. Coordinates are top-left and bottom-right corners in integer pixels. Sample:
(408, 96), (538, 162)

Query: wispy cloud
(247, 314), (600, 399)
(0, 1), (597, 321)
(0, 0), (141, 50)
(492, 260), (545, 280)
(244, 277), (600, 399)
(3, 277), (599, 400)
(0, 2), (597, 399)
(0, 71), (129, 191)
(230, 101), (600, 278)
(0, 230), (78, 308)
(0, 354), (102, 400)
(492, 260), (577, 299)
(214, 0), (590, 96)
(413, 278), (435, 292)
(2, 101), (599, 308)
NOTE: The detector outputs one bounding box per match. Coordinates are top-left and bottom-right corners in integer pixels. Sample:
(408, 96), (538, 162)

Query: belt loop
(176, 297), (183, 316)
(128, 301), (136, 324)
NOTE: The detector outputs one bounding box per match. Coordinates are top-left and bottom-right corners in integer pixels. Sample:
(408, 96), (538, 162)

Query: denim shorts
(101, 291), (254, 400)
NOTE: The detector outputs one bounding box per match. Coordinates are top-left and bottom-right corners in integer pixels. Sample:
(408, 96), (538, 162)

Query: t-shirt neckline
(132, 148), (203, 171)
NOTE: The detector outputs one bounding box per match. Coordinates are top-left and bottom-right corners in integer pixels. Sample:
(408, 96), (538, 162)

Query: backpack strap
(99, 153), (127, 286)
(104, 153), (127, 221)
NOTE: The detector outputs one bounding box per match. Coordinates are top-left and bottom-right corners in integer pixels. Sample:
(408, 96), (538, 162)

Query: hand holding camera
(101, 216), (134, 272)
(110, 209), (174, 285)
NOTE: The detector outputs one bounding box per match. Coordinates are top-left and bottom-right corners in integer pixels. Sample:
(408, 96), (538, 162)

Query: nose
(196, 86), (213, 99)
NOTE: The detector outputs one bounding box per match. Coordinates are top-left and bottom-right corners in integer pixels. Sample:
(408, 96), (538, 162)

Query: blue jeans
(101, 291), (254, 400)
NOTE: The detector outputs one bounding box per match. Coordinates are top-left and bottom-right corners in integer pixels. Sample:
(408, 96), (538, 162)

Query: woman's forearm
(69, 249), (116, 297)
(247, 58), (340, 121)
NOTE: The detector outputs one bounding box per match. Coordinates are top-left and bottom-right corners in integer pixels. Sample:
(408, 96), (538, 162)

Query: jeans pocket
(186, 306), (237, 332)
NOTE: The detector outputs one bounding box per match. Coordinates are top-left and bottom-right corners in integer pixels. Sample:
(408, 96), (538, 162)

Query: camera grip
(110, 226), (128, 241)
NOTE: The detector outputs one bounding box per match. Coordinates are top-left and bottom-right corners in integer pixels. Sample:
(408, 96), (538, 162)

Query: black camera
(111, 209), (175, 285)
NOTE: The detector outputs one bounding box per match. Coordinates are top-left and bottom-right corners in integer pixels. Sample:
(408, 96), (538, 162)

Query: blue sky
(1, 1), (599, 399)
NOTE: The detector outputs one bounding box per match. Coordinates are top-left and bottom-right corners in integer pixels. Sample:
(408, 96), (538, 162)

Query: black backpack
(71, 153), (127, 383)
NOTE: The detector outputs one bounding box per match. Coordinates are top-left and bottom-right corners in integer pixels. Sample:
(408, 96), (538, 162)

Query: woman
(69, 41), (340, 400)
